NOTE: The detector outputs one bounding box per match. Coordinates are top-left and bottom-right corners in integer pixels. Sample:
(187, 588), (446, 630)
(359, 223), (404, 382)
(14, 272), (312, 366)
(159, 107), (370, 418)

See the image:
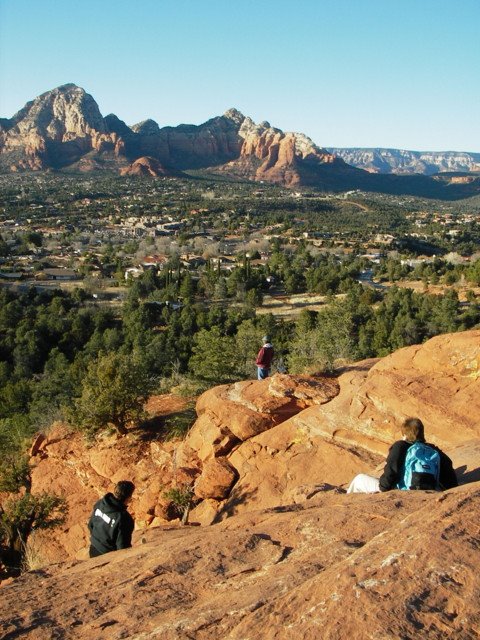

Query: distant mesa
(329, 147), (480, 175)
(1, 83), (479, 199)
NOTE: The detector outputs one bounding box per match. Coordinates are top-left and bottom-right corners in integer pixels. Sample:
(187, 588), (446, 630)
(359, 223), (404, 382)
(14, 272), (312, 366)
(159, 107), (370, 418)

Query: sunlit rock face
(1, 332), (480, 637)
(1, 479), (480, 638)
(119, 156), (177, 176)
(10, 329), (479, 562)
(0, 85), (349, 186)
(0, 84), (120, 170)
(3, 84), (479, 197)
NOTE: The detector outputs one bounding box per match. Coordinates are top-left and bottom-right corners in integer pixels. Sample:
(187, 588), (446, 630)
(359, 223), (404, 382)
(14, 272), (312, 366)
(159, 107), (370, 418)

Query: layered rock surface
(216, 117), (341, 187)
(1, 330), (480, 637)
(17, 376), (342, 562)
(1, 484), (479, 639)
(8, 330), (480, 557)
(188, 329), (480, 520)
(329, 146), (480, 175)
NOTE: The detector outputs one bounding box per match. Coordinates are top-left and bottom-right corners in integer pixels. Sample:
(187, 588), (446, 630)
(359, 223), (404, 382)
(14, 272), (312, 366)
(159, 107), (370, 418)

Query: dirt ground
(257, 292), (331, 319)
(395, 279), (480, 301)
(258, 280), (479, 320)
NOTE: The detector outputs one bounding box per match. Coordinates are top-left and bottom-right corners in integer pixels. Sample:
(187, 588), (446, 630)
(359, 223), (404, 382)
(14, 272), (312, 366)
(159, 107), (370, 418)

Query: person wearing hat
(255, 336), (274, 380)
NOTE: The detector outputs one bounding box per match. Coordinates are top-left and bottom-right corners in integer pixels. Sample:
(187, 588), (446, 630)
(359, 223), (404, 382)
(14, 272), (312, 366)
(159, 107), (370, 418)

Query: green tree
(0, 235), (9, 257)
(0, 455), (31, 493)
(179, 272), (195, 303)
(0, 419), (66, 567)
(234, 320), (263, 378)
(245, 287), (263, 308)
(466, 259), (480, 285)
(28, 349), (77, 428)
(214, 276), (227, 300)
(288, 300), (356, 373)
(189, 327), (237, 383)
(73, 352), (155, 435)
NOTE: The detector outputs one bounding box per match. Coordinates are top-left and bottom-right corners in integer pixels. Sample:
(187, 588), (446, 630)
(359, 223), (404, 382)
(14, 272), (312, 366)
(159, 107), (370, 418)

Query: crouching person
(88, 480), (135, 557)
(347, 417), (458, 494)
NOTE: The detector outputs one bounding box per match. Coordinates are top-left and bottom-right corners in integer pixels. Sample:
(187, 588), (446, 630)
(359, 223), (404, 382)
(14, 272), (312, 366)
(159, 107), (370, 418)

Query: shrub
(162, 406), (196, 440)
(73, 351), (156, 436)
(0, 493), (67, 552)
(22, 533), (46, 572)
(163, 485), (194, 524)
(0, 456), (31, 493)
(189, 327), (238, 383)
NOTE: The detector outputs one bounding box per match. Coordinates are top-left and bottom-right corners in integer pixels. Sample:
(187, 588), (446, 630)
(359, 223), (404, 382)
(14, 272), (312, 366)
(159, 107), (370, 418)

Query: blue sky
(1, 0), (479, 151)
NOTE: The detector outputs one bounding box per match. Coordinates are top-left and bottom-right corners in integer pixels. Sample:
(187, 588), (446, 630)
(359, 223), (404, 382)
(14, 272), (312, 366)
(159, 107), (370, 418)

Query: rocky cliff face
(1, 330), (480, 637)
(214, 117), (341, 187)
(329, 147), (480, 175)
(183, 329), (480, 520)
(0, 88), (244, 174)
(1, 84), (479, 197)
(0, 84), (123, 170)
(0, 84), (348, 185)
(134, 110), (244, 170)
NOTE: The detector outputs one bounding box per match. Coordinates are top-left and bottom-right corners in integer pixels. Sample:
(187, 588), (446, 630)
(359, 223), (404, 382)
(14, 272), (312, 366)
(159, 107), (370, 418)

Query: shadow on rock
(212, 486), (259, 523)
(455, 464), (480, 485)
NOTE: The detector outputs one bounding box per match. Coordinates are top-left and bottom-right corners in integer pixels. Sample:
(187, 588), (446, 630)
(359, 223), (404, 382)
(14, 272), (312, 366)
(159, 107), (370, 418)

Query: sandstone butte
(0, 329), (479, 639)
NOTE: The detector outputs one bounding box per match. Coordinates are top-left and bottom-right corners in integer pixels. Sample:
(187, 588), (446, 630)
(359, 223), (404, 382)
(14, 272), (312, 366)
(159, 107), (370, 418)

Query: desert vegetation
(0, 173), (479, 574)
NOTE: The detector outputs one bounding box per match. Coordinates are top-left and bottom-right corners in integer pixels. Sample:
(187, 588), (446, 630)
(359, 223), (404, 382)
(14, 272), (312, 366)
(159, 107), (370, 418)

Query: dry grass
(22, 534), (47, 572)
(257, 292), (332, 319)
(394, 280), (480, 301)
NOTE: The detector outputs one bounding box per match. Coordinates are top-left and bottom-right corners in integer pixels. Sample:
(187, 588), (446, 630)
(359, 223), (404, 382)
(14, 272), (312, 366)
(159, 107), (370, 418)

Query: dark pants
(89, 545), (104, 558)
(257, 367), (270, 380)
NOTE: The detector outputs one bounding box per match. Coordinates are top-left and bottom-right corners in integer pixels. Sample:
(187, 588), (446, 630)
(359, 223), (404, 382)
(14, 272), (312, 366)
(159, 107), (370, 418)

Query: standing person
(256, 335), (274, 380)
(347, 417), (458, 493)
(88, 480), (135, 557)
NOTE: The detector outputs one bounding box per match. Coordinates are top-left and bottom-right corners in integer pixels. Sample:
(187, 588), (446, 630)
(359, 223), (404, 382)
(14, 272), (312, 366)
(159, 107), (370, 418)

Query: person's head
(113, 480), (135, 503)
(401, 417), (425, 443)
(262, 335), (270, 344)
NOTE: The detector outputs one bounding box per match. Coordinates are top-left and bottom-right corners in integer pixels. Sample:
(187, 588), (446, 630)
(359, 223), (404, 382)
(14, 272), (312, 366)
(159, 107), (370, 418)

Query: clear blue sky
(1, 0), (479, 151)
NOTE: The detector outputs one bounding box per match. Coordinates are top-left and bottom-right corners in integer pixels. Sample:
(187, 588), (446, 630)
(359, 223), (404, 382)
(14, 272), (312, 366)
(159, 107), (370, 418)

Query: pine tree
(73, 352), (154, 435)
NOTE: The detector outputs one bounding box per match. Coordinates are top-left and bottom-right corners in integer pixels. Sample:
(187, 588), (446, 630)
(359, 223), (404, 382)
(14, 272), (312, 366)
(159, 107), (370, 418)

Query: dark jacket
(256, 343), (274, 369)
(88, 493), (134, 555)
(379, 440), (458, 492)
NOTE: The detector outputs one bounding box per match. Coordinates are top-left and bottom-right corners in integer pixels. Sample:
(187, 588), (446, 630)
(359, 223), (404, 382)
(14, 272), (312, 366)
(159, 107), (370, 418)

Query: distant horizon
(1, 1), (479, 153)
(1, 81), (478, 157)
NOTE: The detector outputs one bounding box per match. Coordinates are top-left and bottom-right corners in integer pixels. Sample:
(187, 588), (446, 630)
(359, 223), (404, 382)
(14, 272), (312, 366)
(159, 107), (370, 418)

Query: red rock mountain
(216, 115), (342, 187)
(1, 330), (479, 638)
(119, 156), (179, 177)
(2, 84), (479, 197)
(0, 84), (123, 171)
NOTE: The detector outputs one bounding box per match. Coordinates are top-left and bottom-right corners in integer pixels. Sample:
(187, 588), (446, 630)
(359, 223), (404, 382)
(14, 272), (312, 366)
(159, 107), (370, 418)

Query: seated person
(88, 480), (135, 557)
(347, 417), (458, 493)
